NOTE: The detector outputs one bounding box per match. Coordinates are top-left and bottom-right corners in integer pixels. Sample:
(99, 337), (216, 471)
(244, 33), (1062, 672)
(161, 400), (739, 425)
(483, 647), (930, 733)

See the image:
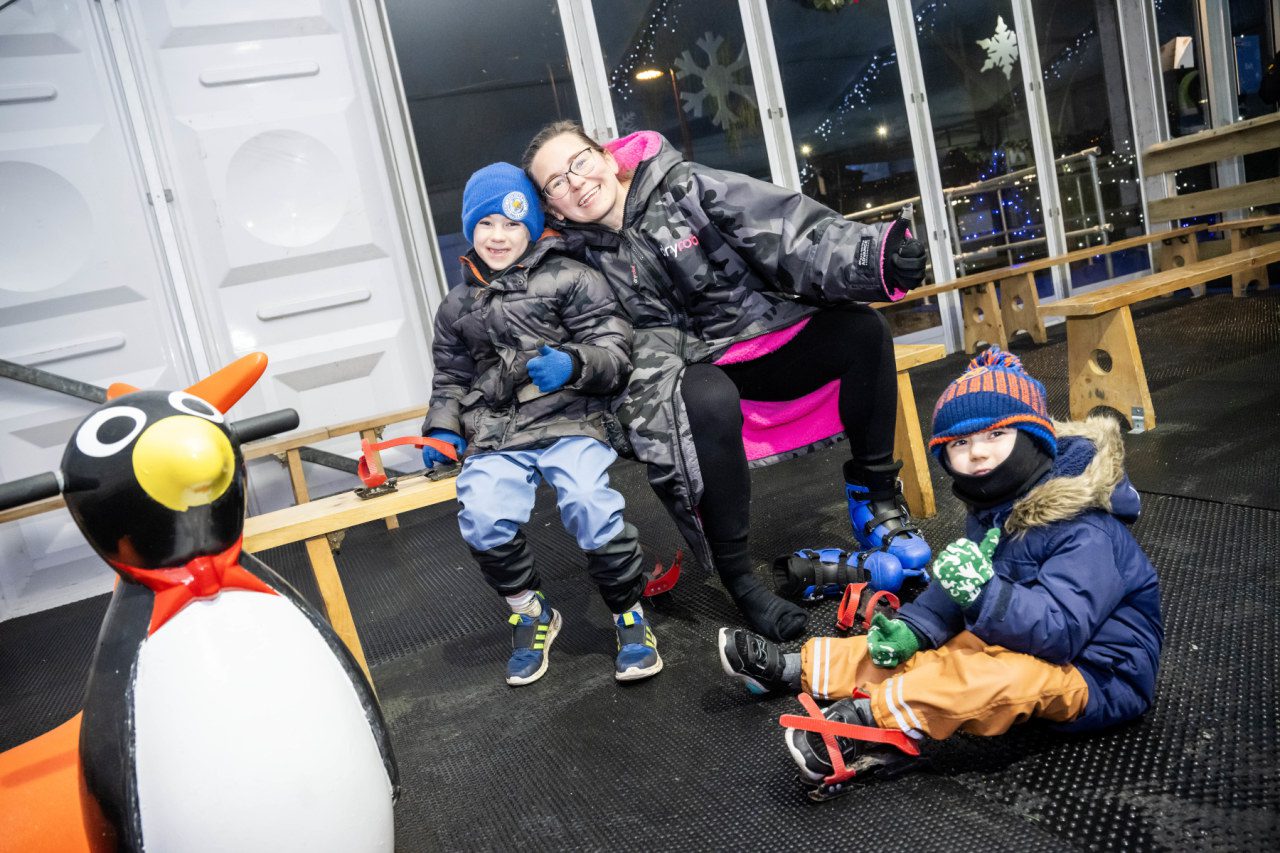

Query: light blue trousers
(456, 436), (626, 552)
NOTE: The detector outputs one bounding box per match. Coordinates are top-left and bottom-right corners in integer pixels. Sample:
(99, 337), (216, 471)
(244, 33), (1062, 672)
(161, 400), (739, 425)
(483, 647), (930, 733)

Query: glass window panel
(1034, 0), (1151, 290)
(767, 0), (937, 338)
(592, 0), (770, 179)
(383, 1), (580, 289)
(912, 0), (1051, 290)
(1155, 0), (1215, 207)
(1229, 0), (1279, 185)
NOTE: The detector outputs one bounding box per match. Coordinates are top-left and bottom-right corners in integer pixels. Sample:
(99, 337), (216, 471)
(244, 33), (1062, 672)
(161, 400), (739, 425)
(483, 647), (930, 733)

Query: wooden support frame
(1230, 229), (1269, 297)
(997, 271), (1047, 344)
(890, 343), (945, 519)
(959, 283), (1007, 353)
(1064, 308), (1155, 429)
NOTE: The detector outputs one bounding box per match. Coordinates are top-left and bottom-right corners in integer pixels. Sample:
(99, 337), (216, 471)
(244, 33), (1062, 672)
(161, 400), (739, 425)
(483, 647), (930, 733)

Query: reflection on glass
(1034, 0), (1150, 290)
(768, 0), (937, 338)
(912, 0), (1050, 284)
(593, 0), (769, 179)
(383, 0), (580, 288)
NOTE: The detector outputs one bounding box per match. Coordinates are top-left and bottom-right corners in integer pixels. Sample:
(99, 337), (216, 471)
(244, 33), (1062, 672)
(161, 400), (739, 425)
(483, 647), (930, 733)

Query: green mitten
(866, 612), (920, 668)
(932, 527), (1001, 608)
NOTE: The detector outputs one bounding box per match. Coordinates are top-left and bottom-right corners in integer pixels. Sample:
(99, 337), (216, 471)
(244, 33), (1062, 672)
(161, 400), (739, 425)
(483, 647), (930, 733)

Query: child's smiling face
(472, 214), (530, 271)
(945, 427), (1018, 476)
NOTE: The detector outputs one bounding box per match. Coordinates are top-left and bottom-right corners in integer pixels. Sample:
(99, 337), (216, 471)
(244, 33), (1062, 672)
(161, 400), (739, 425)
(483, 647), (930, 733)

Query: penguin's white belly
(133, 591), (393, 853)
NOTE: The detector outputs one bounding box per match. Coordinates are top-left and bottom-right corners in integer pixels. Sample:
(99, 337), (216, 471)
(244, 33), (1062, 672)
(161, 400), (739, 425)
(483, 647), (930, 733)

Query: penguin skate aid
(0, 352), (399, 852)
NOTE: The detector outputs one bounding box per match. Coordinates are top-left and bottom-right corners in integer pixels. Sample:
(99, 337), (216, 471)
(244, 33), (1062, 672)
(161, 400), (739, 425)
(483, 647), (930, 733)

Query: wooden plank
(893, 371), (935, 519)
(1230, 229), (1270, 297)
(1148, 177), (1280, 223)
(1039, 245), (1280, 317)
(241, 404), (429, 459)
(892, 343), (946, 371)
(1065, 308), (1155, 428)
(285, 448), (310, 504)
(873, 225), (1208, 308)
(243, 474), (458, 552)
(0, 494), (65, 524)
(1143, 113), (1280, 174)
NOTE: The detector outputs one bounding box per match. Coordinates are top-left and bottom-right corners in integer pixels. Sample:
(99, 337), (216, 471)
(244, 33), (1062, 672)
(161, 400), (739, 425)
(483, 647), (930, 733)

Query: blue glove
(422, 429), (465, 467)
(526, 344), (575, 393)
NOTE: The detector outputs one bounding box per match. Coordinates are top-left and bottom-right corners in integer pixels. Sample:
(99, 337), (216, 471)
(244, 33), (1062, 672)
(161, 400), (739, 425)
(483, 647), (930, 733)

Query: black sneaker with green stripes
(506, 595), (561, 686)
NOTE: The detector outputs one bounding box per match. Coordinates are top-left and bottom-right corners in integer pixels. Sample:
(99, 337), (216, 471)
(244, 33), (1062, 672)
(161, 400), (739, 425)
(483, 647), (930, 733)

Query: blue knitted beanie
(930, 346), (1057, 459)
(461, 162), (545, 243)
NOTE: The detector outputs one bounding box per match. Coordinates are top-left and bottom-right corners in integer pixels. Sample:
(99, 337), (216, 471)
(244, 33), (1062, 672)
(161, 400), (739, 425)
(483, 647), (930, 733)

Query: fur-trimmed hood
(1004, 415), (1141, 534)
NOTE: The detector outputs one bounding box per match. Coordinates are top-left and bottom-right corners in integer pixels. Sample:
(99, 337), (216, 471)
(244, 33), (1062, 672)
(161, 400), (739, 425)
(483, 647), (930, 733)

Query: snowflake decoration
(616, 110), (641, 136)
(673, 32), (756, 129)
(977, 16), (1019, 80)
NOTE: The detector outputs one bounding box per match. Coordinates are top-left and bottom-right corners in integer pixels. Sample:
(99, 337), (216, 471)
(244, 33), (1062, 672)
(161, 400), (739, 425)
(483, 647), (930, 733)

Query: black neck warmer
(943, 431), (1054, 511)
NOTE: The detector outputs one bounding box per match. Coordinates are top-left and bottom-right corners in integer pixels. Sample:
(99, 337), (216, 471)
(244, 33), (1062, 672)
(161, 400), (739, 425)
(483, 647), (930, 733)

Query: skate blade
(801, 753), (928, 801)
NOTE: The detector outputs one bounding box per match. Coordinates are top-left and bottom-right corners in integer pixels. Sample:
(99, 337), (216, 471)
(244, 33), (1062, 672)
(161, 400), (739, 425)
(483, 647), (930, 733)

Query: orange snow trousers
(800, 630), (1089, 739)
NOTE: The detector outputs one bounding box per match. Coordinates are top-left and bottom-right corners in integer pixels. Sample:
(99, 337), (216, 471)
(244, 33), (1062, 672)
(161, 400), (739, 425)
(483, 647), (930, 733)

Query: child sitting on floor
(423, 163), (661, 686)
(717, 347), (1163, 787)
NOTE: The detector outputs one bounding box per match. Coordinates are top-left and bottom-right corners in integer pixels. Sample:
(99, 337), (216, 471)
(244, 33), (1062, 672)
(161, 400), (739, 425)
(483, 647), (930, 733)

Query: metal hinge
(147, 188), (174, 206)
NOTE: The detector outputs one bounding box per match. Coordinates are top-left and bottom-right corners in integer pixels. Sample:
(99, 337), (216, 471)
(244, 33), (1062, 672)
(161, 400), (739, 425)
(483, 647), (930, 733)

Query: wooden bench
(1037, 243), (1280, 429)
(1033, 113), (1280, 431)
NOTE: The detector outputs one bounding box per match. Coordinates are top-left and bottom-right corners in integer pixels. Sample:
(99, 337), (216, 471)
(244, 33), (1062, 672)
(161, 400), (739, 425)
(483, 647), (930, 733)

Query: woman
(524, 123), (930, 641)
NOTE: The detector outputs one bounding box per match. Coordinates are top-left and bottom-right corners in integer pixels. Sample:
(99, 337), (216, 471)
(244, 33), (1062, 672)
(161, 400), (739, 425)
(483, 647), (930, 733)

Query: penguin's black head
(61, 388), (246, 569)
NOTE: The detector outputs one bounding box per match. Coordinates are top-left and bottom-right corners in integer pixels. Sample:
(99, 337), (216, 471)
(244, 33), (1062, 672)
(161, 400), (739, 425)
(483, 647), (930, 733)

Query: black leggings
(681, 306), (897, 545)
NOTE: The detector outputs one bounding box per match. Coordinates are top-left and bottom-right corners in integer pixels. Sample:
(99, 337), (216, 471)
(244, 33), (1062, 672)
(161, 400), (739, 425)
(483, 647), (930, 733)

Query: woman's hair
(520, 120), (602, 174)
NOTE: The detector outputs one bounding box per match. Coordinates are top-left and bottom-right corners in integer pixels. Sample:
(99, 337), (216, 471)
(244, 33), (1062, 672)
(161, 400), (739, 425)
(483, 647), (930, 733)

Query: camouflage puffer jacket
(422, 237), (631, 456)
(550, 132), (909, 569)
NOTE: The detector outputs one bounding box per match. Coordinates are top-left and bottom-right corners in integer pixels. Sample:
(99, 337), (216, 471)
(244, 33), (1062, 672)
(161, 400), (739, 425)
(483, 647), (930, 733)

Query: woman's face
(528, 133), (624, 226)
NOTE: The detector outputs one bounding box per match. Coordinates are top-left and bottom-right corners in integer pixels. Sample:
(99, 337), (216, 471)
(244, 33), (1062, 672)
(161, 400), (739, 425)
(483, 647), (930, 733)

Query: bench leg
(1065, 307), (1156, 430)
(999, 272), (1047, 344)
(960, 284), (1008, 353)
(305, 536), (375, 687)
(893, 370), (936, 519)
(360, 428), (401, 531)
(1154, 236), (1205, 297)
(1230, 230), (1267, 296)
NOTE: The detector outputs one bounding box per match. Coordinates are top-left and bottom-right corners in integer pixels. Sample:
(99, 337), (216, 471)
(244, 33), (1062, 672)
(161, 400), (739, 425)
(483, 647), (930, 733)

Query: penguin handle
(229, 409), (301, 446)
(0, 471), (62, 512)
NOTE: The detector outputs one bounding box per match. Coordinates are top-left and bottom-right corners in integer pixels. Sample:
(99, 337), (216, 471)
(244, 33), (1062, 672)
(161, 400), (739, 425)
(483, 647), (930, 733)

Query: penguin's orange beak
(132, 416), (236, 511)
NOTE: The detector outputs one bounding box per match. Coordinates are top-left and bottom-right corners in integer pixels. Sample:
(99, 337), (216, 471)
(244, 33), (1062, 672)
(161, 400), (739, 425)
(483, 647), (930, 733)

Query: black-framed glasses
(541, 147), (599, 199)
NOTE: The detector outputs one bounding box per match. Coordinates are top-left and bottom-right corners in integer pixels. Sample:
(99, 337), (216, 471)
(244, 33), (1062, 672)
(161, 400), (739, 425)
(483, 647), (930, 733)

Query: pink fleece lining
(879, 227), (910, 302)
(715, 320), (842, 463)
(605, 131), (663, 174)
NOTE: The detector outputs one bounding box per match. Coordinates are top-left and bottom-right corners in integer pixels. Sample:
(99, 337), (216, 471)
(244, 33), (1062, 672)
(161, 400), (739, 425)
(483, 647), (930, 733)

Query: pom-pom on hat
(461, 162), (545, 243)
(929, 346), (1057, 459)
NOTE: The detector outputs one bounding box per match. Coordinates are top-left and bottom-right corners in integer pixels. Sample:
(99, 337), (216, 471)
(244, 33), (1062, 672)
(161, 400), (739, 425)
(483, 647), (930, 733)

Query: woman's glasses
(541, 147), (600, 199)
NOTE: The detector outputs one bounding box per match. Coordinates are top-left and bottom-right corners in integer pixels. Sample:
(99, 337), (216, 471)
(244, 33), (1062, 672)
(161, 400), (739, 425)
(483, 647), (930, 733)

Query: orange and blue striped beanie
(929, 346), (1056, 459)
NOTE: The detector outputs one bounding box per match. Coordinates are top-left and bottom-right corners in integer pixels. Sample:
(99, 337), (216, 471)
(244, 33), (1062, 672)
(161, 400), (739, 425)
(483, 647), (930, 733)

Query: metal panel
(112, 0), (433, 467)
(0, 1), (195, 617)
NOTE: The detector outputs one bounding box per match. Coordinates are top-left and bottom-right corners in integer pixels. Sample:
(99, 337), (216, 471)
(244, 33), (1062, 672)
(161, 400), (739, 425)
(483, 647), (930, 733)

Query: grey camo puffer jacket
(549, 132), (908, 568)
(422, 236), (631, 456)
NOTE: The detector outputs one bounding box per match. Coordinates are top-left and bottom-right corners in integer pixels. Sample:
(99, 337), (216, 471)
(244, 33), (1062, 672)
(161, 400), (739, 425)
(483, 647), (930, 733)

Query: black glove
(890, 237), (928, 291)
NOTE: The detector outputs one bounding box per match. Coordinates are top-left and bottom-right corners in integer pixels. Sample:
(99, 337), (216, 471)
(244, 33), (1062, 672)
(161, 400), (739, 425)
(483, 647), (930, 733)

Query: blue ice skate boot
(614, 609), (663, 682)
(844, 460), (931, 572)
(506, 592), (561, 686)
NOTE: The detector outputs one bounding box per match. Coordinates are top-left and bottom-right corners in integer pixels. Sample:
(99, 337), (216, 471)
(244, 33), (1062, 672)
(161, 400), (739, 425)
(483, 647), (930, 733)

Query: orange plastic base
(0, 714), (104, 852)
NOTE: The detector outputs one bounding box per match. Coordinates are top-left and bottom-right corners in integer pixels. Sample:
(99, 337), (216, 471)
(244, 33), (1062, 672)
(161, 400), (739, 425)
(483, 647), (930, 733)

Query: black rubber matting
(2, 289), (1278, 851)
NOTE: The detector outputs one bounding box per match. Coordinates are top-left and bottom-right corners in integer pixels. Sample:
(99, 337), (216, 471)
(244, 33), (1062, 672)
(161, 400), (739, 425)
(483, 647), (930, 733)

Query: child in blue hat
(422, 162), (661, 685)
(718, 347), (1163, 792)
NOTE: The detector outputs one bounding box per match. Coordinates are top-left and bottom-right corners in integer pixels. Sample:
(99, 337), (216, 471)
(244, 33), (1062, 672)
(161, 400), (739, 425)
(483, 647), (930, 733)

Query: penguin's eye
(168, 391), (225, 423)
(75, 407), (147, 458)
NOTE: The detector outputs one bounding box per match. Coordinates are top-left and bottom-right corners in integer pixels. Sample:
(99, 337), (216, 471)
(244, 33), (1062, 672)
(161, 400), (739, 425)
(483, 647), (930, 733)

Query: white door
(0, 0), (196, 617)
(0, 0), (438, 618)
(114, 0), (435, 494)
